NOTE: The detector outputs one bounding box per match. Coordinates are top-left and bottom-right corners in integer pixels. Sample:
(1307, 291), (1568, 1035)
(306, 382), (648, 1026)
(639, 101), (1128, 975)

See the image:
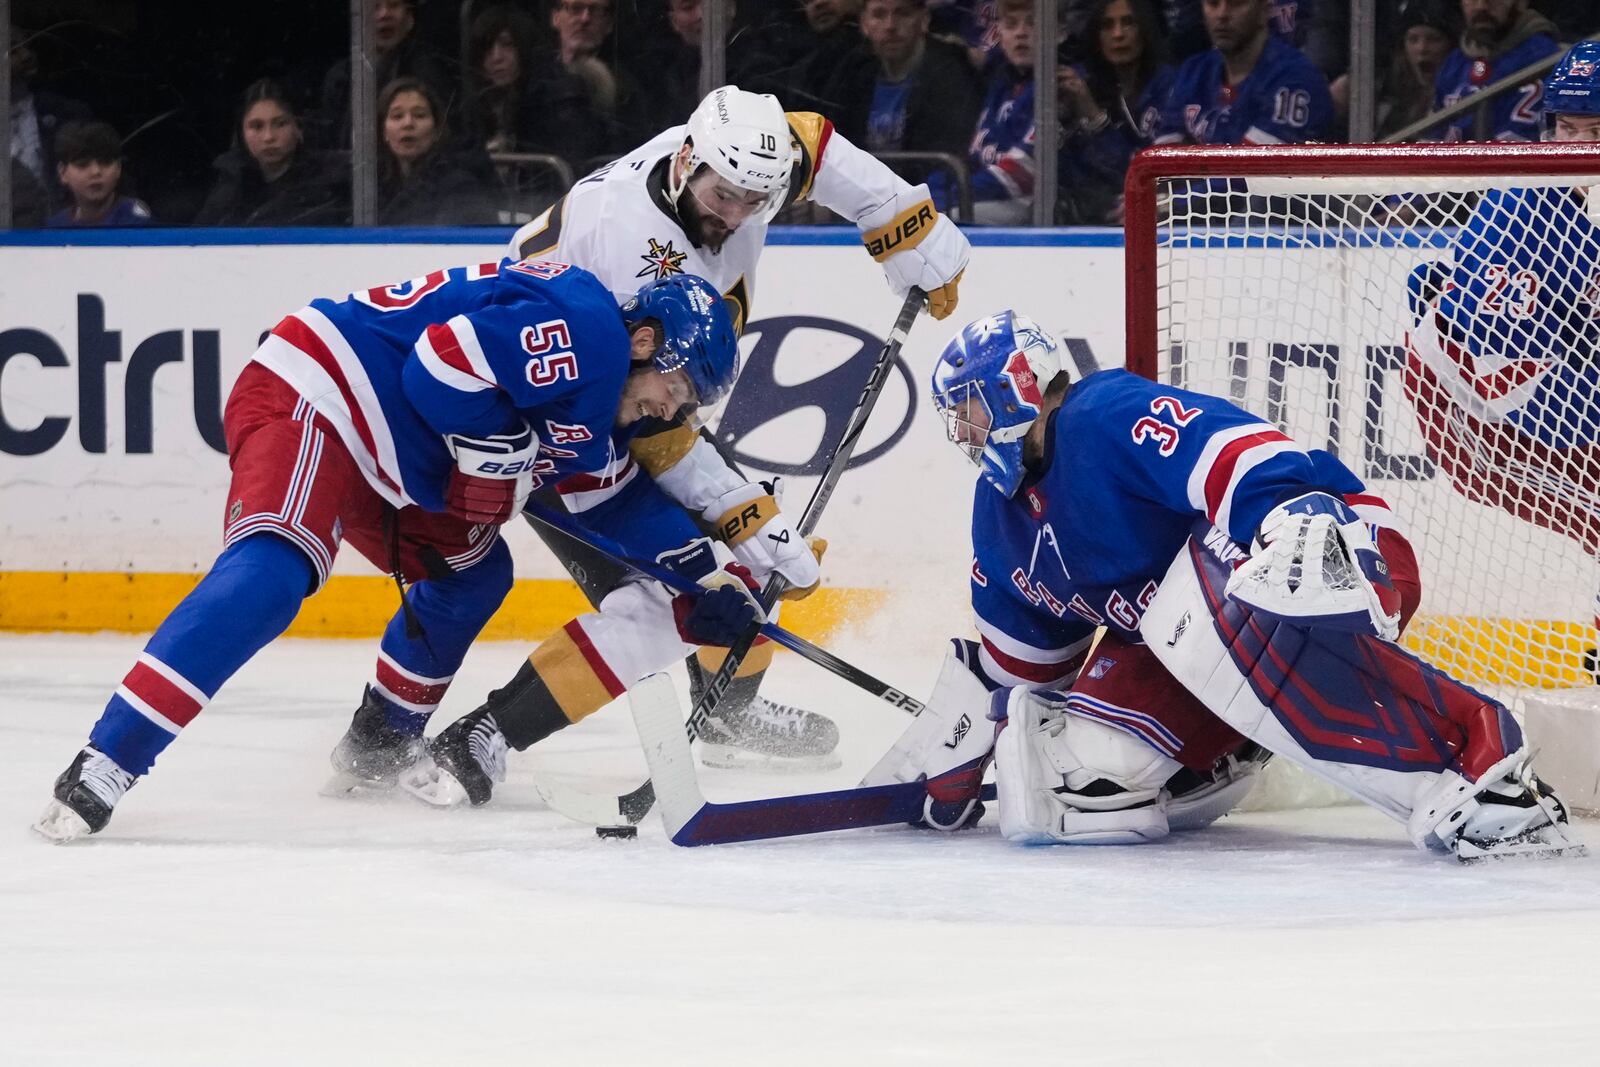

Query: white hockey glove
(444, 423), (539, 524)
(1225, 492), (1402, 641)
(703, 478), (825, 600)
(858, 184), (971, 320)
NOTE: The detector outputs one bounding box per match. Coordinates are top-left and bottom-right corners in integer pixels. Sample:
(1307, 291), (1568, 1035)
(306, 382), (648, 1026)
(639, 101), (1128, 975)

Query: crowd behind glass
(9, 0), (1598, 230)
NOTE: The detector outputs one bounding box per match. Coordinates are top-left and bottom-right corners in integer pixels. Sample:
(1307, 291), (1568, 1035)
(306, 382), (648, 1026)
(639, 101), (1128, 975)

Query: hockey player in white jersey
(866, 310), (1579, 860)
(376, 85), (972, 799)
(1404, 40), (1600, 643)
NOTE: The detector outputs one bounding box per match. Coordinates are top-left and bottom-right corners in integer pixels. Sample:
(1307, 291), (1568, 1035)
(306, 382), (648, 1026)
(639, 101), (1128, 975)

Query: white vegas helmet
(670, 85), (794, 224)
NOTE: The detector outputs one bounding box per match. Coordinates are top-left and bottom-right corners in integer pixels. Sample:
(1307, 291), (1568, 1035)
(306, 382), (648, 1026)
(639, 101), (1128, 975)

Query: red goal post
(1119, 142), (1600, 704)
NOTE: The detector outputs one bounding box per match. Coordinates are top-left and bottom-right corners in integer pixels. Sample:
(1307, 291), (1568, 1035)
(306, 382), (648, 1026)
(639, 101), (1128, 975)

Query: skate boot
(33, 747), (138, 843)
(1165, 742), (1269, 832)
(399, 708), (508, 807)
(1410, 749), (1587, 862)
(697, 694), (843, 772)
(324, 687), (426, 797)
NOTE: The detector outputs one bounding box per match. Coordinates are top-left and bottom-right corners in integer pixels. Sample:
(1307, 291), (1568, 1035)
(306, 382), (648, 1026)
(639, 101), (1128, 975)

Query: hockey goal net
(1124, 144), (1600, 809)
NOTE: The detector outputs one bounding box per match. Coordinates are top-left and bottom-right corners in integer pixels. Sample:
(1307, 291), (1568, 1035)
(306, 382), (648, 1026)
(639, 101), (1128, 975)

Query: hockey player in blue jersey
(1406, 41), (1600, 637)
(1152, 0), (1331, 146)
(33, 265), (750, 842)
(1428, 0), (1560, 142)
(865, 311), (1579, 859)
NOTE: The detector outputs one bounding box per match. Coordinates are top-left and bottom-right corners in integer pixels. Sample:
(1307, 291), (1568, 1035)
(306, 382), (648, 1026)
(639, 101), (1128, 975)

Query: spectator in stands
(8, 158), (49, 228)
(1058, 0), (1174, 224)
(823, 0), (983, 211)
(736, 1), (867, 114)
(375, 78), (498, 225)
(1159, 1), (1343, 72)
(320, 0), (456, 148)
(46, 121), (154, 228)
(8, 24), (93, 212)
(546, 0), (644, 150)
(464, 2), (607, 169)
(967, 0), (1038, 225)
(193, 80), (348, 227)
(1152, 0), (1332, 145)
(1331, 0), (1457, 140)
(641, 0), (761, 132)
(1430, 0), (1561, 142)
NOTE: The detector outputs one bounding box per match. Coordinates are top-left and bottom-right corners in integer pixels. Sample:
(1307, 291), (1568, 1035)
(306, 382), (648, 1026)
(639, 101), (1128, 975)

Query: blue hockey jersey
(1152, 36), (1331, 146)
(253, 258), (630, 515)
(969, 63), (1035, 206)
(1430, 34), (1561, 143)
(1418, 186), (1600, 445)
(967, 369), (1394, 687)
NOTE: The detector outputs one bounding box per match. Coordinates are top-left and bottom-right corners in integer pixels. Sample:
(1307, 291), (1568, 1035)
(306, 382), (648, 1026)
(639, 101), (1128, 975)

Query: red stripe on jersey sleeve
(424, 322), (493, 386)
(1202, 429), (1291, 522)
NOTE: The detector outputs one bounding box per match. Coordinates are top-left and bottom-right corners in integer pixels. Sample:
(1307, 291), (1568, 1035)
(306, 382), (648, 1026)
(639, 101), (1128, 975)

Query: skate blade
(319, 770), (400, 800)
(696, 744), (843, 774)
(398, 757), (471, 808)
(32, 800), (92, 844)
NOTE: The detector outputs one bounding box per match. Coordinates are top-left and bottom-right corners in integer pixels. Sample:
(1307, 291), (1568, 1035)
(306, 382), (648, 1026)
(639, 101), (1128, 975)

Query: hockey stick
(523, 500), (927, 716)
(531, 289), (927, 826)
(630, 673), (995, 846)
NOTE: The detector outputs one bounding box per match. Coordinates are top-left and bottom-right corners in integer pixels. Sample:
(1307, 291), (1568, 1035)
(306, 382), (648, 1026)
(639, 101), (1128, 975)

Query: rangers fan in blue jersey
(1428, 0), (1559, 143)
(865, 311), (1579, 860)
(1406, 41), (1600, 637)
(1151, 0), (1331, 146)
(33, 265), (752, 842)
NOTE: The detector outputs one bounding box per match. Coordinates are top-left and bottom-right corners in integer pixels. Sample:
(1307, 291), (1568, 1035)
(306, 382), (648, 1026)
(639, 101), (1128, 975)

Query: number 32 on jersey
(1130, 395), (1202, 456)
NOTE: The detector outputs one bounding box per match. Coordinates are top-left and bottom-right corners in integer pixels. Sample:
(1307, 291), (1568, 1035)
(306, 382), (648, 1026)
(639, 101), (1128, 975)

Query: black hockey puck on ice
(595, 825), (638, 839)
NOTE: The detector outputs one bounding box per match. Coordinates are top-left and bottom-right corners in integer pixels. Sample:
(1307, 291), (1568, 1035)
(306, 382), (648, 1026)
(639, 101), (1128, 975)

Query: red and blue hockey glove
(444, 423), (539, 524)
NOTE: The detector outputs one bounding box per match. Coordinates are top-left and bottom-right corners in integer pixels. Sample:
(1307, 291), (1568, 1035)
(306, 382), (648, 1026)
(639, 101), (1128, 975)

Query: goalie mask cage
(1124, 143), (1600, 723)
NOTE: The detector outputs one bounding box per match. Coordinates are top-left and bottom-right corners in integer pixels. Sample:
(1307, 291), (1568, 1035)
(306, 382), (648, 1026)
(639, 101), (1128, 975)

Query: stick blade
(629, 674), (707, 843)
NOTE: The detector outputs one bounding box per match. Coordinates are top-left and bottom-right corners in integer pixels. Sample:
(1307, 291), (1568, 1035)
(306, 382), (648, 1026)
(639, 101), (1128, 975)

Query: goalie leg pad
(994, 687), (1179, 845)
(1141, 530), (1575, 846)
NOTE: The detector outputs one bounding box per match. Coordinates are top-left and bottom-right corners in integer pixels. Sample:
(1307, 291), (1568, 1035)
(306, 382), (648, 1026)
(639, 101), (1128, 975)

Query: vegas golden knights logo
(636, 237), (689, 280)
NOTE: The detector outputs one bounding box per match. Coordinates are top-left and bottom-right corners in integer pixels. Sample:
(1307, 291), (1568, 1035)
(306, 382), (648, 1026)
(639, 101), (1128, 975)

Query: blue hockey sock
(369, 538), (513, 736)
(88, 535), (314, 775)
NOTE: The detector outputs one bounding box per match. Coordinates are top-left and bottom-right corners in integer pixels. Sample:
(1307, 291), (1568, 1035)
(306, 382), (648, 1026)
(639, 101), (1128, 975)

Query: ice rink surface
(4, 631), (1600, 1066)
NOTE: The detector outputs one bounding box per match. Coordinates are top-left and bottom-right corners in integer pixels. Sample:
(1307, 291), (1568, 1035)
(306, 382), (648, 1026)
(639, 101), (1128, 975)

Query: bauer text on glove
(858, 183), (971, 320)
(444, 424), (539, 524)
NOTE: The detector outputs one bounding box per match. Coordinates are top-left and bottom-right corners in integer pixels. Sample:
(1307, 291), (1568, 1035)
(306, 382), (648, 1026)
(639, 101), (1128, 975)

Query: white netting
(1145, 168), (1600, 809)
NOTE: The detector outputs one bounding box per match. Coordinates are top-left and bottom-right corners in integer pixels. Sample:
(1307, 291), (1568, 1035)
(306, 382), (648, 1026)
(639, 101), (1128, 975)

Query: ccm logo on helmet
(864, 202), (935, 258)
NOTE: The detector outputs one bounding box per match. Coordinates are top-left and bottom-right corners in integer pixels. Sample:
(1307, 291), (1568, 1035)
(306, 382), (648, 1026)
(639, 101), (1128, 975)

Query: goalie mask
(1543, 41), (1600, 141)
(931, 311), (1065, 497)
(670, 86), (795, 228)
(623, 275), (740, 408)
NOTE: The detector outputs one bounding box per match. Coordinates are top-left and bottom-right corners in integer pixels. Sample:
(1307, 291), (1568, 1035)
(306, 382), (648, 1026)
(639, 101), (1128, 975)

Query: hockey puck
(595, 824), (638, 840)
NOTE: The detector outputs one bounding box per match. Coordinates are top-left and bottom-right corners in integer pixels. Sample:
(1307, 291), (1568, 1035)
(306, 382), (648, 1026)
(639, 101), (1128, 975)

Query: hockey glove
(858, 184), (971, 320)
(704, 478), (824, 598)
(444, 423), (539, 524)
(672, 562), (764, 647)
(1225, 492), (1402, 640)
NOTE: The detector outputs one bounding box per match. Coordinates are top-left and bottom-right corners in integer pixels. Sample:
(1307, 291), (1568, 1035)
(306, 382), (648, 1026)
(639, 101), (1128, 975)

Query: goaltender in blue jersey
(862, 311), (1580, 862)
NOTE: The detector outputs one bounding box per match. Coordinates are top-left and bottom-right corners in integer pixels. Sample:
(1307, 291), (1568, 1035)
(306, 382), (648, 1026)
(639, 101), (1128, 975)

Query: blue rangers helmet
(1544, 40), (1600, 138)
(931, 311), (1066, 497)
(622, 274), (739, 406)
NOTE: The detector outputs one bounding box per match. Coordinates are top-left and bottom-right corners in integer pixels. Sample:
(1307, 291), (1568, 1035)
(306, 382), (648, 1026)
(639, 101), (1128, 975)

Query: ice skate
(323, 687), (426, 797)
(33, 747), (138, 843)
(1411, 750), (1587, 862)
(399, 708), (508, 807)
(697, 695), (842, 772)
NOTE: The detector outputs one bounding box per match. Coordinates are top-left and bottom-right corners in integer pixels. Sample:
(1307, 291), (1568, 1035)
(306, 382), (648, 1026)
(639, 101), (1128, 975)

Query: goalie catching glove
(444, 423), (540, 524)
(858, 184), (970, 321)
(1225, 492), (1402, 641)
(704, 478), (825, 599)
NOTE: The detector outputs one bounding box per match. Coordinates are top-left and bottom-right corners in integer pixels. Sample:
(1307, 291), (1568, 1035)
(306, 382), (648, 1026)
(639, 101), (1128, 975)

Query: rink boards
(0, 226), (1591, 689)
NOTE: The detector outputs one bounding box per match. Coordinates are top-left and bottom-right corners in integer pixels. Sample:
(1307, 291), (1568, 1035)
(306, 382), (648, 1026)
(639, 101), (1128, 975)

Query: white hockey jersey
(508, 112), (920, 334)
